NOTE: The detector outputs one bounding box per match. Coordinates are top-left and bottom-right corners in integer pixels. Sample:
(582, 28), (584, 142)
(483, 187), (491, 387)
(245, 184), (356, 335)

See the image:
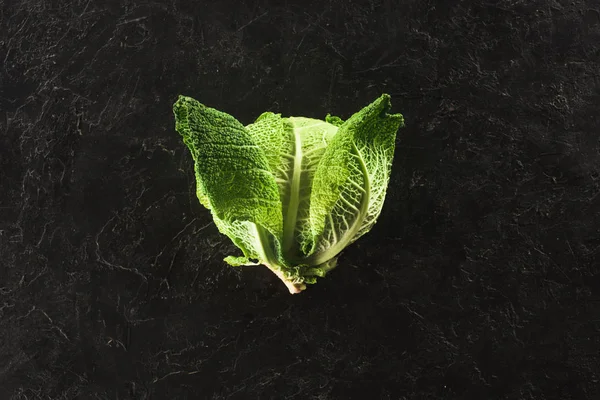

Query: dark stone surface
(1, 0), (599, 398)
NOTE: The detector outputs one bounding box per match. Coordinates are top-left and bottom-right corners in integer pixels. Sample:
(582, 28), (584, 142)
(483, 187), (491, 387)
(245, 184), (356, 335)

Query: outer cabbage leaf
(306, 94), (404, 266)
(174, 96), (305, 293)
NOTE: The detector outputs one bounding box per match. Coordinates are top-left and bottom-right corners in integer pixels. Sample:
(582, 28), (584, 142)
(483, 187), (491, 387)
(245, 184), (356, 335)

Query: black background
(2, 0), (600, 399)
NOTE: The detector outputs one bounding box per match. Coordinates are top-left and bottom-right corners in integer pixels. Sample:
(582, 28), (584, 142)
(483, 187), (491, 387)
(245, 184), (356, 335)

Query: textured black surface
(1, 0), (600, 399)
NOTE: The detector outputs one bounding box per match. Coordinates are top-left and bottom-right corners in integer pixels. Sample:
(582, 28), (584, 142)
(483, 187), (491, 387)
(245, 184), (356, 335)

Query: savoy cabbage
(173, 94), (404, 293)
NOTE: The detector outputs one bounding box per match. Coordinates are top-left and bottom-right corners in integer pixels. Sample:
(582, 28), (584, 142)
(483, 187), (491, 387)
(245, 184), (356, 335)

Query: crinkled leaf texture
(173, 94), (404, 294)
